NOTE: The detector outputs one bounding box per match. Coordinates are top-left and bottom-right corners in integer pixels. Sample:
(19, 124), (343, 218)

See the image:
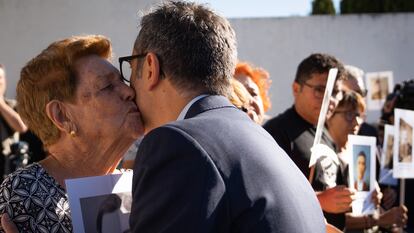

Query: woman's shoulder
(0, 164), (72, 232)
(0, 163), (63, 196)
(1, 163), (43, 186)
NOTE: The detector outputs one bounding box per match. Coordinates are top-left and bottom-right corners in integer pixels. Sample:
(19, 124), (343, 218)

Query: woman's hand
(1, 214), (19, 233)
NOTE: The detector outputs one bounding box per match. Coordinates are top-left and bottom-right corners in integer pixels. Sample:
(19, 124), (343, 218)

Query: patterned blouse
(0, 163), (72, 233)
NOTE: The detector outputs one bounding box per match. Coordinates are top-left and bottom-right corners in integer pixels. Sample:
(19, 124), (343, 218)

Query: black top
(0, 163), (72, 233)
(263, 106), (347, 230)
(0, 99), (17, 180)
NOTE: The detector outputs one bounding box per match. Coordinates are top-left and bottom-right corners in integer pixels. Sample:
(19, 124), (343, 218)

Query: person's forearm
(0, 99), (28, 133)
(345, 214), (378, 230)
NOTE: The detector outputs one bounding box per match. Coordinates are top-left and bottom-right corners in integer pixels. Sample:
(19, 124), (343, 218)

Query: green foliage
(340, 0), (414, 14)
(312, 0), (336, 15)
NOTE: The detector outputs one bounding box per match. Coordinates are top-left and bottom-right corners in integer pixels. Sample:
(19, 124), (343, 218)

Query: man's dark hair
(380, 80), (414, 126)
(0, 64), (4, 70)
(358, 151), (366, 160)
(134, 1), (237, 96)
(294, 53), (346, 84)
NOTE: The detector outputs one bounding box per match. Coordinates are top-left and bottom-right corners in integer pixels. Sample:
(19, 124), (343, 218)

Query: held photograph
(348, 135), (376, 215)
(365, 71), (393, 110)
(66, 171), (133, 233)
(379, 125), (397, 185)
(393, 109), (414, 178)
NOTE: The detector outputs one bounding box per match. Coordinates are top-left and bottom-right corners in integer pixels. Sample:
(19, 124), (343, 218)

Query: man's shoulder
(264, 107), (294, 126)
(264, 106), (311, 138)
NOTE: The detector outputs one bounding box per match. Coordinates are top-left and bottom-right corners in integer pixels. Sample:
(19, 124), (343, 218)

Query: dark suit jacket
(130, 95), (325, 233)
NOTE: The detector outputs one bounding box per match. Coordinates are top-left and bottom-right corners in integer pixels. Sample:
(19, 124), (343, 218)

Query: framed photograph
(348, 135), (376, 215)
(379, 125), (398, 185)
(393, 109), (414, 178)
(366, 71), (393, 110)
(66, 171), (133, 233)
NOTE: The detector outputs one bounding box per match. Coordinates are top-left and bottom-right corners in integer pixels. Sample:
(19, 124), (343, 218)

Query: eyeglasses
(302, 82), (340, 99)
(302, 82), (326, 99)
(334, 110), (362, 122)
(118, 54), (146, 83)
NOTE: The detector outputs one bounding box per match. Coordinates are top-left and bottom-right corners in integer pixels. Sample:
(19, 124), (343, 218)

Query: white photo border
(348, 135), (376, 215)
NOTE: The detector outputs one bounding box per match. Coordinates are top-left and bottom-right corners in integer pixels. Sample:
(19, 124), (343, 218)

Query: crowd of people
(0, 1), (411, 233)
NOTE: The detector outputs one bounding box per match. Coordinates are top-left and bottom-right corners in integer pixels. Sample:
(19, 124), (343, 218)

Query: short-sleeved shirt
(0, 163), (72, 233)
(263, 106), (347, 229)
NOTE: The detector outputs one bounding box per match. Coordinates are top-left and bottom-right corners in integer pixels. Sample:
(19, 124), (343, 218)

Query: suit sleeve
(129, 126), (225, 233)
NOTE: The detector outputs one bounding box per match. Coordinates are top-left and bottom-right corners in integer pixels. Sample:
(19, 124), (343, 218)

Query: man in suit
(125, 1), (325, 232)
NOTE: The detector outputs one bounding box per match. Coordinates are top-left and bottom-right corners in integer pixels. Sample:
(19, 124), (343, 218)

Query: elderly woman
(0, 35), (143, 232)
(326, 90), (408, 232)
(233, 62), (271, 125)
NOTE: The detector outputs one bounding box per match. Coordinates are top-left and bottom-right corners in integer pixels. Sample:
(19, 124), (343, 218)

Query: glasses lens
(314, 86), (325, 98)
(345, 112), (360, 122)
(345, 112), (354, 122)
(121, 60), (132, 83)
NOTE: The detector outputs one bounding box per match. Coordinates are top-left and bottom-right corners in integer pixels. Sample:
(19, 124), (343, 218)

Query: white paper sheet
(66, 171), (133, 233)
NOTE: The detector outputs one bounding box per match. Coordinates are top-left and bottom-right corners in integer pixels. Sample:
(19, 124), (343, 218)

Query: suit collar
(184, 95), (235, 119)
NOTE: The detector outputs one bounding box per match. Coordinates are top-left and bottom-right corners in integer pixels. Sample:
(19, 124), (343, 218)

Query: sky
(193, 0), (341, 18)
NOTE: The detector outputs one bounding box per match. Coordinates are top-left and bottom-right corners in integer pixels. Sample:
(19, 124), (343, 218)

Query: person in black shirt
(0, 64), (28, 180)
(263, 53), (352, 230)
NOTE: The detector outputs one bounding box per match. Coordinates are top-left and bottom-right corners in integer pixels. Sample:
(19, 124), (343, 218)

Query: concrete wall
(230, 14), (414, 123)
(1, 1), (413, 123)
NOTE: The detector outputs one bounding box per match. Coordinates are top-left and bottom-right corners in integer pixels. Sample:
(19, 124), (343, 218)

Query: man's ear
(292, 81), (301, 98)
(45, 100), (75, 134)
(142, 52), (162, 91)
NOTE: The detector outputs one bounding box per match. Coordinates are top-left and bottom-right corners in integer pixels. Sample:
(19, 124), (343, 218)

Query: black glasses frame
(302, 82), (326, 99)
(301, 81), (340, 99)
(118, 54), (146, 83)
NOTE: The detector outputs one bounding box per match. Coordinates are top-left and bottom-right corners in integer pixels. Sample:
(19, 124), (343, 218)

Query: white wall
(0, 0), (158, 96)
(1, 1), (413, 123)
(230, 14), (414, 123)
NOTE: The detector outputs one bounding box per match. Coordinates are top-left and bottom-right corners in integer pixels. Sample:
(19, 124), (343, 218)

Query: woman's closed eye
(101, 83), (114, 91)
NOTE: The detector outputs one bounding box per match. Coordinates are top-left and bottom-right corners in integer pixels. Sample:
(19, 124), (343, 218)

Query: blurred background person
(340, 65), (378, 140)
(379, 80), (414, 232)
(326, 90), (408, 232)
(0, 64), (28, 181)
(0, 35), (143, 232)
(234, 62), (271, 125)
(264, 53), (352, 230)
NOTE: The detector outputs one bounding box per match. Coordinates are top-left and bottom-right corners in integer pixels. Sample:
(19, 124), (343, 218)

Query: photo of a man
(353, 146), (371, 192)
(399, 118), (413, 163)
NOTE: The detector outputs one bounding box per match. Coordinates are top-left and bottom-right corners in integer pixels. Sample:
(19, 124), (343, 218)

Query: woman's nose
(120, 83), (136, 101)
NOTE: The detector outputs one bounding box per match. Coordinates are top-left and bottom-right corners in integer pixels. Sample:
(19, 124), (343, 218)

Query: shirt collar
(176, 94), (209, 121)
